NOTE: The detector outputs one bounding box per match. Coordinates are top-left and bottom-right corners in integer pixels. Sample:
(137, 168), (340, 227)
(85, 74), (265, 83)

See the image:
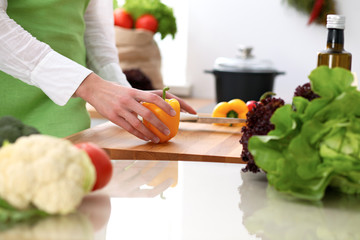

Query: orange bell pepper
(211, 99), (248, 127)
(142, 87), (180, 143)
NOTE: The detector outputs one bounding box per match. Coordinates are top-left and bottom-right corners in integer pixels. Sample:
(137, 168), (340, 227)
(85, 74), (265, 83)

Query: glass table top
(1, 160), (359, 240)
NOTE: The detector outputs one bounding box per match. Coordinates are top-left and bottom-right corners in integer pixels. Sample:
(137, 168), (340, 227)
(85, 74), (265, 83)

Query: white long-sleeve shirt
(0, 0), (131, 106)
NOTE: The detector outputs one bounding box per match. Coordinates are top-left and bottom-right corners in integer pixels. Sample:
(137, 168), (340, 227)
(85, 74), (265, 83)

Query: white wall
(186, 0), (360, 103)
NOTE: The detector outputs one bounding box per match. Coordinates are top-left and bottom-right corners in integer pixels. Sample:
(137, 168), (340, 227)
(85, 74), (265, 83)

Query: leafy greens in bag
(122, 0), (177, 39)
(249, 66), (360, 201)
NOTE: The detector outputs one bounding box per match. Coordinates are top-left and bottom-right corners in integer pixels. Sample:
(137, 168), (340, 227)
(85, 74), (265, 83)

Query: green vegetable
(113, 0), (119, 9)
(0, 197), (48, 230)
(0, 116), (39, 147)
(248, 66), (360, 201)
(284, 0), (336, 25)
(0, 205), (93, 236)
(122, 0), (177, 39)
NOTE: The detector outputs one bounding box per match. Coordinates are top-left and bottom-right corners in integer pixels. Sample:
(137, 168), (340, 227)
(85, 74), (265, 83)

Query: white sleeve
(84, 0), (131, 87)
(0, 1), (93, 106)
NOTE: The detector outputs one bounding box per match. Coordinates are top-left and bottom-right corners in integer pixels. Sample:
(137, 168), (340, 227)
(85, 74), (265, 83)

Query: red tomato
(246, 100), (258, 111)
(114, 8), (133, 28)
(135, 14), (158, 33)
(75, 142), (113, 191)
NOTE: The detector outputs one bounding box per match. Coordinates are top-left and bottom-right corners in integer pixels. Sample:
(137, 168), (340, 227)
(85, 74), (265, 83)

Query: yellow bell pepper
(142, 87), (180, 143)
(211, 99), (248, 127)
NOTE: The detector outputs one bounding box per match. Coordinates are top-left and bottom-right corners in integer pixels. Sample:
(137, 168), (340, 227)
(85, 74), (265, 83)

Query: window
(154, 0), (188, 89)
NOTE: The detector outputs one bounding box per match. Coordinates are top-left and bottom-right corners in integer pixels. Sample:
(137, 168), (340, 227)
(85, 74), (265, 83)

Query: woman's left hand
(74, 73), (196, 143)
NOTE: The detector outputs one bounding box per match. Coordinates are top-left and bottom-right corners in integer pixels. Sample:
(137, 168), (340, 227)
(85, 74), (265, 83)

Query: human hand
(75, 73), (195, 143)
(148, 89), (197, 114)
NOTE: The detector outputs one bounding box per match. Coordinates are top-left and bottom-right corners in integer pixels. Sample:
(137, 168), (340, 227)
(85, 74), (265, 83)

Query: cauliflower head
(0, 135), (96, 215)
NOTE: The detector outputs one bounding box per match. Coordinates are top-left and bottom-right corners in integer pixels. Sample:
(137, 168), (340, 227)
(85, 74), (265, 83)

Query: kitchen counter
(5, 98), (356, 239)
(3, 160), (359, 240)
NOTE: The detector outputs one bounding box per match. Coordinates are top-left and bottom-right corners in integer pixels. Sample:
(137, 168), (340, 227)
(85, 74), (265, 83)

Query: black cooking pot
(206, 46), (285, 103)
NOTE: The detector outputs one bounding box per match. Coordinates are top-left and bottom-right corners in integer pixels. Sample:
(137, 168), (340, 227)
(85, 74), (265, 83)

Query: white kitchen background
(117, 0), (360, 103)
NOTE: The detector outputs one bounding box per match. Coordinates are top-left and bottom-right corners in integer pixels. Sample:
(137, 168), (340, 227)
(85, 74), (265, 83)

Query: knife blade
(180, 113), (246, 124)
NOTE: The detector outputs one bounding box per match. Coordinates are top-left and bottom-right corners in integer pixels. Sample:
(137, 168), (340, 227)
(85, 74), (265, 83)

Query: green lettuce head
(249, 66), (360, 201)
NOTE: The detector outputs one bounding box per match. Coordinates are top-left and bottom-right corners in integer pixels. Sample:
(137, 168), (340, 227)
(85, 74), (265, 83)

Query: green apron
(1, 0), (91, 137)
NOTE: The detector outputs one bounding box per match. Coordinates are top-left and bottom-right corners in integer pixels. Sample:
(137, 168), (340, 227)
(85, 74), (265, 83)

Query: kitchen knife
(180, 112), (246, 124)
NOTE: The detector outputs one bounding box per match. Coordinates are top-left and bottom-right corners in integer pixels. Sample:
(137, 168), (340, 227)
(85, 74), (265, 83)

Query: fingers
(136, 91), (177, 117)
(125, 99), (171, 142)
(109, 112), (160, 143)
(125, 90), (197, 142)
(165, 92), (197, 114)
(148, 90), (197, 115)
(87, 82), (194, 143)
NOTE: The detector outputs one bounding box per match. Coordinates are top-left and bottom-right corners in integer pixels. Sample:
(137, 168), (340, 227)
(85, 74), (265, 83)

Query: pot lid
(214, 45), (276, 72)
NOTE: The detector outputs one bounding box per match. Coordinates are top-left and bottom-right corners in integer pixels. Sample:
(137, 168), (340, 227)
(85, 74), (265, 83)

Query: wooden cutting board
(67, 121), (245, 164)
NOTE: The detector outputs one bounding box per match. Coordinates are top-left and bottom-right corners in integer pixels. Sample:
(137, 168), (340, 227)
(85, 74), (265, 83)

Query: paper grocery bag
(115, 26), (164, 90)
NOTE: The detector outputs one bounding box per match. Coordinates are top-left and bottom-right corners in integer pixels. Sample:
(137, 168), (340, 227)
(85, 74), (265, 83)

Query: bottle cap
(326, 15), (345, 29)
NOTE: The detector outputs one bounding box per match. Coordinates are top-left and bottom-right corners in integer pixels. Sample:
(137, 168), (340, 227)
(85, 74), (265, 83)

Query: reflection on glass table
(102, 160), (178, 198)
(0, 160), (177, 240)
(0, 192), (111, 240)
(239, 171), (360, 240)
(1, 160), (250, 240)
(102, 160), (246, 240)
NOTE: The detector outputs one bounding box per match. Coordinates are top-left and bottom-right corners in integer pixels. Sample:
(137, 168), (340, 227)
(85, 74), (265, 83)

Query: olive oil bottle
(317, 15), (352, 70)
